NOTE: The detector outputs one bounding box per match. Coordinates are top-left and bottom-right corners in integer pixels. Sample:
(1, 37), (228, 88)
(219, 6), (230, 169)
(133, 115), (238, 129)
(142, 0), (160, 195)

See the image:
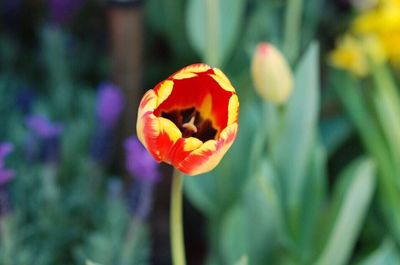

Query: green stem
(170, 169), (186, 265)
(120, 218), (140, 265)
(283, 0), (303, 63)
(206, 0), (219, 66)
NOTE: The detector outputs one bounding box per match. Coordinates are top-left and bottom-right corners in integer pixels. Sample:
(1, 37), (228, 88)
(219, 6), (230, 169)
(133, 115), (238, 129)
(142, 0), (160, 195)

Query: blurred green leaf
(302, 0), (323, 49)
(145, 0), (193, 59)
(333, 70), (400, 243)
(241, 1), (282, 56)
(320, 116), (353, 155)
(272, 42), (320, 216)
(371, 65), (400, 175)
(297, 140), (327, 262)
(220, 158), (281, 265)
(234, 255), (249, 265)
(86, 260), (103, 265)
(76, 194), (150, 265)
(315, 158), (376, 265)
(357, 239), (400, 265)
(242, 158), (283, 263)
(186, 0), (245, 66)
(220, 204), (249, 265)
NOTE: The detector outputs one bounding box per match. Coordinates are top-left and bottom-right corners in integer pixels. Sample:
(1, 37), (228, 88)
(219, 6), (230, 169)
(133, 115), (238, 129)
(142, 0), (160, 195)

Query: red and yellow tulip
(136, 64), (239, 176)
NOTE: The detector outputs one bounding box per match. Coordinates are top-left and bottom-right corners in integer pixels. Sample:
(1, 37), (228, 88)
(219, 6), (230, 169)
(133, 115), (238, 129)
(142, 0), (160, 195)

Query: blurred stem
(206, 0), (219, 66)
(43, 164), (59, 204)
(120, 218), (141, 265)
(0, 216), (12, 265)
(170, 169), (186, 265)
(207, 217), (224, 265)
(283, 0), (303, 64)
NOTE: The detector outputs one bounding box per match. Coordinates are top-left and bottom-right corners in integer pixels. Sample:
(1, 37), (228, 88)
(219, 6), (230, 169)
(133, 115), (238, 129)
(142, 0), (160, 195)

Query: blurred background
(1, 0), (400, 264)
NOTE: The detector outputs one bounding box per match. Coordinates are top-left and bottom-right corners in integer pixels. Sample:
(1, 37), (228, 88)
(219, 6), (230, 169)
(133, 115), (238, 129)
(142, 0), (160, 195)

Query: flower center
(161, 107), (217, 142)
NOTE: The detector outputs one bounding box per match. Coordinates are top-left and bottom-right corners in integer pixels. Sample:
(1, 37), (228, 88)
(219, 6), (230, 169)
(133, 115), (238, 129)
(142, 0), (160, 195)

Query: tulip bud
(251, 43), (294, 104)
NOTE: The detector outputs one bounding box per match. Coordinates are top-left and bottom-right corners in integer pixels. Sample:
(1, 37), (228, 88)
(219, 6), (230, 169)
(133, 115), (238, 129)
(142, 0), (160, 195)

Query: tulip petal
(211, 68), (236, 92)
(177, 123), (238, 175)
(156, 117), (182, 162)
(154, 74), (234, 131)
(137, 90), (158, 147)
(168, 137), (204, 167)
(172, 72), (197, 80)
(173, 64), (211, 76)
(138, 89), (157, 115)
(155, 80), (174, 107)
(227, 94), (239, 126)
(137, 110), (182, 162)
(137, 112), (161, 160)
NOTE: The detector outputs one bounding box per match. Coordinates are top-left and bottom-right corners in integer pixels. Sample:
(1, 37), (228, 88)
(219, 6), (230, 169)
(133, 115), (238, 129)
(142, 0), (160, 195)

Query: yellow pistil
(182, 116), (198, 134)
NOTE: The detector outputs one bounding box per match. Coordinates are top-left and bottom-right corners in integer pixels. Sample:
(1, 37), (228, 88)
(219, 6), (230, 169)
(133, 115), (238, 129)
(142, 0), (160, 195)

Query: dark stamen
(161, 107), (217, 142)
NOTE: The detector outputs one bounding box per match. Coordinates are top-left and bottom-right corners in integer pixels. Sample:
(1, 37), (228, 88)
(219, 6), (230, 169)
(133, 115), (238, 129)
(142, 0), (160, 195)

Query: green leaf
(145, 0), (192, 58)
(297, 140), (327, 262)
(186, 0), (245, 66)
(357, 239), (400, 265)
(320, 116), (353, 156)
(234, 255), (249, 265)
(333, 70), (400, 243)
(86, 260), (103, 265)
(220, 158), (282, 265)
(242, 158), (284, 262)
(314, 158), (376, 265)
(184, 172), (217, 215)
(273, 42), (320, 211)
(220, 204), (249, 265)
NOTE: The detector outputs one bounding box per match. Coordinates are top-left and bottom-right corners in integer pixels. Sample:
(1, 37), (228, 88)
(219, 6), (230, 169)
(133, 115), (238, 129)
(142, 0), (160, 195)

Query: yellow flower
(362, 35), (386, 64)
(379, 32), (400, 63)
(329, 35), (369, 76)
(350, 0), (400, 64)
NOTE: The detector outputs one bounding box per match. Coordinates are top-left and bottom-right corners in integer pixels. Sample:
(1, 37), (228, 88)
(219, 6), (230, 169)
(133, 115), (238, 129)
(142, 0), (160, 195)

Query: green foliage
(0, 24), (149, 265)
(186, 0), (245, 67)
(315, 158), (376, 265)
(2, 0), (400, 264)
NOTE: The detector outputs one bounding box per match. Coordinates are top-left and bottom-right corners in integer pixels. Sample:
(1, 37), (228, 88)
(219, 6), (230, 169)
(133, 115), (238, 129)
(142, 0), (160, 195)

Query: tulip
(136, 64), (239, 176)
(251, 43), (294, 104)
(137, 64), (239, 265)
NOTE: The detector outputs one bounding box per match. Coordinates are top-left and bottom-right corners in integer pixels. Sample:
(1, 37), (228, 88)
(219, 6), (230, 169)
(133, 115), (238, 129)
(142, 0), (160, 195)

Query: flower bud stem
(170, 169), (186, 265)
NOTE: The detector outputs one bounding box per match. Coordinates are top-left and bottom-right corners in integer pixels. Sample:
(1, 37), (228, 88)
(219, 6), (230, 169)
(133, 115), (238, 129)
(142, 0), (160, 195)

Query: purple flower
(124, 135), (160, 183)
(49, 0), (82, 25)
(96, 82), (125, 129)
(26, 115), (63, 140)
(0, 143), (14, 186)
(25, 115), (63, 163)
